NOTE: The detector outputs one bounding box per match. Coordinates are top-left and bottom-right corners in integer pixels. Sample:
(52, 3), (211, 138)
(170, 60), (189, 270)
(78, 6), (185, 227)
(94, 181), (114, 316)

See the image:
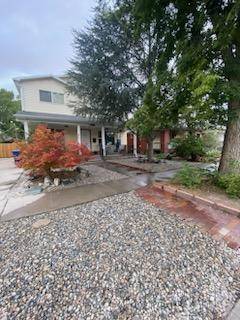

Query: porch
(15, 111), (116, 156)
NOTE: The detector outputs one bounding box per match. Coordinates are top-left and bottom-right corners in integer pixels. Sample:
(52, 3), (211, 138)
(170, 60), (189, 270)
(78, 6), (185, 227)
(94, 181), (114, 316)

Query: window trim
(52, 91), (64, 104)
(39, 90), (64, 104)
(39, 89), (52, 103)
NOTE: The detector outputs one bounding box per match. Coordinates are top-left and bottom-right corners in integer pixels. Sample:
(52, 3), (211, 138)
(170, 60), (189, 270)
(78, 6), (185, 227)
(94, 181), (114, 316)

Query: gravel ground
(8, 164), (127, 197)
(0, 192), (239, 319)
(46, 164), (127, 192)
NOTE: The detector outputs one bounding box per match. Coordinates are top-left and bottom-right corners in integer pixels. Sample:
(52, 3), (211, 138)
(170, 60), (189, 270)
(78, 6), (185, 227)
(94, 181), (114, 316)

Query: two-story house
(14, 74), (170, 156)
(13, 74), (112, 155)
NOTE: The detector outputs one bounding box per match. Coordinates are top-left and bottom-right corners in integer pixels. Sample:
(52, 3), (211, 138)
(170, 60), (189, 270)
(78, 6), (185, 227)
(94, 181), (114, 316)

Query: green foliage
(156, 152), (165, 160)
(173, 165), (207, 188)
(228, 159), (240, 173)
(172, 130), (221, 162)
(68, 0), (240, 173)
(127, 78), (173, 160)
(172, 135), (206, 161)
(133, 0), (231, 132)
(202, 150), (221, 163)
(201, 130), (223, 152)
(127, 79), (166, 138)
(133, 0), (240, 173)
(173, 164), (240, 198)
(0, 89), (23, 141)
(214, 173), (240, 198)
(127, 104), (156, 138)
(68, 1), (164, 123)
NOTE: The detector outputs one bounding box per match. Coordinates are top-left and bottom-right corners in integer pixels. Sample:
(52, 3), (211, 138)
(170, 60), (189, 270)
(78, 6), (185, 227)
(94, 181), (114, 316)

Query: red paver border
(136, 184), (240, 250)
(153, 182), (240, 218)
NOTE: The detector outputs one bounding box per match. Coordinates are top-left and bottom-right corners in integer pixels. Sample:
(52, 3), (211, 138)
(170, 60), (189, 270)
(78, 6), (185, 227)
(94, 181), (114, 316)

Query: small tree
(127, 105), (157, 162)
(18, 125), (91, 177)
(127, 79), (171, 161)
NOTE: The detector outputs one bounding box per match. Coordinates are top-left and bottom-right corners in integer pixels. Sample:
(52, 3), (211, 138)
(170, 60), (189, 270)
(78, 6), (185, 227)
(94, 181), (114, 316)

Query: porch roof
(15, 111), (111, 127)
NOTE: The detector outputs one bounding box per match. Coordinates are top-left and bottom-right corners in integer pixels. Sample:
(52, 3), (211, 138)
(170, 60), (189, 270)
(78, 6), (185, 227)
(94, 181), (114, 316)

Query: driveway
(0, 158), (23, 216)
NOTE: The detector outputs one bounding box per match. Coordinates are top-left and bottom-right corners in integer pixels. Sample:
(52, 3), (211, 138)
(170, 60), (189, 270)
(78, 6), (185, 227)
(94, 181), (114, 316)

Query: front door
(81, 129), (91, 149)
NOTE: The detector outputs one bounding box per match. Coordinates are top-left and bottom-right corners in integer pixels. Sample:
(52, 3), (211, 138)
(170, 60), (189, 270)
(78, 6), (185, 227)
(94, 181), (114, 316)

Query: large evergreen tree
(68, 1), (165, 123)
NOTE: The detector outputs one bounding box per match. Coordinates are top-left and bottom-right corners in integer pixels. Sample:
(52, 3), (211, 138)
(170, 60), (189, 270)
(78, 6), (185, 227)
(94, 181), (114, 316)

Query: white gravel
(71, 164), (127, 185)
(0, 192), (239, 319)
(46, 164), (127, 192)
(8, 164), (127, 197)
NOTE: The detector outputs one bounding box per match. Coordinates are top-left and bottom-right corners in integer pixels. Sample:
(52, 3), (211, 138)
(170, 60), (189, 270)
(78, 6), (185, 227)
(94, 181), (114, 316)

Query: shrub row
(173, 165), (240, 198)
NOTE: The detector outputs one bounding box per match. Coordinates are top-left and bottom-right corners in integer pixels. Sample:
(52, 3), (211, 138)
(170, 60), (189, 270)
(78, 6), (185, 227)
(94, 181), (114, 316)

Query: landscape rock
(0, 192), (239, 319)
(43, 176), (51, 188)
(31, 218), (51, 229)
(53, 178), (60, 186)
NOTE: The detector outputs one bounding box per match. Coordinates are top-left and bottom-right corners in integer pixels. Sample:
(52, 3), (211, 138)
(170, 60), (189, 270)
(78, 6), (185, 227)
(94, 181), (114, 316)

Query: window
(39, 90), (52, 102)
(52, 92), (64, 104)
(39, 90), (64, 104)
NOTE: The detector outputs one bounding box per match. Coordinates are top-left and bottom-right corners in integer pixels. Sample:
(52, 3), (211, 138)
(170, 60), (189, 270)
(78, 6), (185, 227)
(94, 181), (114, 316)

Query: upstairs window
(39, 90), (52, 102)
(39, 90), (64, 104)
(52, 92), (64, 104)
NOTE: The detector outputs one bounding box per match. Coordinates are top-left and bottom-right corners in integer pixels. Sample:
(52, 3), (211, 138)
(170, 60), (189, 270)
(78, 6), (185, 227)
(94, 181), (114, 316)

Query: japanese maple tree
(18, 125), (91, 177)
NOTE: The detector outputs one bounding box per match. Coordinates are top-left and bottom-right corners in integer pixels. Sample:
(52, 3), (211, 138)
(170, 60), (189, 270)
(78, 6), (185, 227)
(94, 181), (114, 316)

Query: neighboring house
(13, 74), (170, 155)
(121, 130), (170, 154)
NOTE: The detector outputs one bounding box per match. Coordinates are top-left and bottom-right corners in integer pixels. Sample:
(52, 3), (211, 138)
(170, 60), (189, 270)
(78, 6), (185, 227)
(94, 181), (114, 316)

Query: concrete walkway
(0, 158), (23, 216)
(1, 173), (152, 221)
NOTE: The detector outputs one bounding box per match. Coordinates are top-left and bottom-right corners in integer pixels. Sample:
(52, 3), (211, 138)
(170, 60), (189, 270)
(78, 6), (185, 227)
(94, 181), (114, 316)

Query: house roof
(14, 111), (112, 127)
(13, 74), (68, 92)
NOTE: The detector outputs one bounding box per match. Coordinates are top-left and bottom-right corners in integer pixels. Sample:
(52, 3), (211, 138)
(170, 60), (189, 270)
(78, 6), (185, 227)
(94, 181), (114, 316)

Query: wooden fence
(0, 143), (18, 158)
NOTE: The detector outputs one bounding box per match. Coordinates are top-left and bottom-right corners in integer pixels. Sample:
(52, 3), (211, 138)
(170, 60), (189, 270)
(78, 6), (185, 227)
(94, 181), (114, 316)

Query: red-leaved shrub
(18, 125), (92, 177)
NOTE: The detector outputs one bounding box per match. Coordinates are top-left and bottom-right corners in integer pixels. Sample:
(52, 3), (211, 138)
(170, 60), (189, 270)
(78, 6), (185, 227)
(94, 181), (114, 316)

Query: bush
(156, 152), (165, 160)
(202, 150), (221, 163)
(172, 135), (206, 161)
(214, 173), (240, 198)
(173, 165), (208, 188)
(173, 162), (240, 198)
(201, 130), (222, 151)
(18, 125), (92, 177)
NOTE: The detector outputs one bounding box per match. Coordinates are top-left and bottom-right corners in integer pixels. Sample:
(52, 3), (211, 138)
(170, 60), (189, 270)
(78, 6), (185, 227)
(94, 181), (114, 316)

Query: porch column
(23, 120), (29, 140)
(160, 129), (170, 153)
(101, 126), (106, 156)
(133, 134), (138, 157)
(77, 124), (81, 144)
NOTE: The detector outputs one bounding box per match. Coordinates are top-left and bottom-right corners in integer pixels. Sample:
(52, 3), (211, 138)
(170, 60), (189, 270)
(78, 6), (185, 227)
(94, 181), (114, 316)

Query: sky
(0, 0), (96, 92)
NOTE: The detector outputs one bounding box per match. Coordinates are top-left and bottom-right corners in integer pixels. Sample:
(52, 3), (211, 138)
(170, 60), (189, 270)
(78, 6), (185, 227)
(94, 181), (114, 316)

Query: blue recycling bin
(12, 149), (20, 157)
(12, 149), (20, 164)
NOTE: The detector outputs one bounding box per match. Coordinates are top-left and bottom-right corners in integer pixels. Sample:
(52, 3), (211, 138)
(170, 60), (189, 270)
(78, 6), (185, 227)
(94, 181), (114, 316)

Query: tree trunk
(147, 138), (154, 162)
(219, 101), (240, 173)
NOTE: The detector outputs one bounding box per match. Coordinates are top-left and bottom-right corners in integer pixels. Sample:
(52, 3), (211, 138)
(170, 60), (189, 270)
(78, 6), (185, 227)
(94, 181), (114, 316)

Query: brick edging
(153, 182), (240, 218)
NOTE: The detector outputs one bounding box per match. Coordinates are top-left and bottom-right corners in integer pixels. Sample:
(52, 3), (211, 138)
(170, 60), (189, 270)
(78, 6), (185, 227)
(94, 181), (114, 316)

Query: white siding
(21, 78), (76, 115)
